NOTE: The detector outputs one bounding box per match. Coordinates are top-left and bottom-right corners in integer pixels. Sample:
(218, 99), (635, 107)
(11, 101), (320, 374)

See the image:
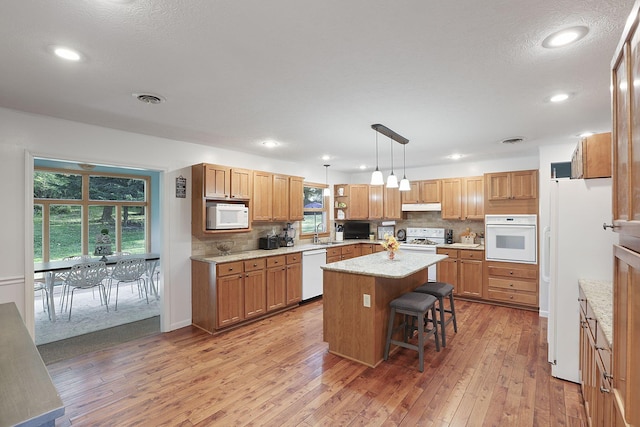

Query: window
(301, 183), (329, 237)
(34, 168), (151, 262)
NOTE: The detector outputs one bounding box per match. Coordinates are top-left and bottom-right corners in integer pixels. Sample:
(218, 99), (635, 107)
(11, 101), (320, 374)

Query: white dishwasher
(302, 248), (327, 300)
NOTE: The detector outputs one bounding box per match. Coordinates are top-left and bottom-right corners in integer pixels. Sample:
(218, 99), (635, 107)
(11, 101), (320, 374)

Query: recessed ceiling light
(447, 153), (463, 160)
(542, 26), (589, 48)
(53, 46), (82, 61)
(549, 93), (570, 103)
(321, 155), (331, 161)
(262, 140), (279, 148)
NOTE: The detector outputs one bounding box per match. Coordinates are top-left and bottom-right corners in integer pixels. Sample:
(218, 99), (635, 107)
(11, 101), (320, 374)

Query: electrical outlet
(363, 294), (371, 307)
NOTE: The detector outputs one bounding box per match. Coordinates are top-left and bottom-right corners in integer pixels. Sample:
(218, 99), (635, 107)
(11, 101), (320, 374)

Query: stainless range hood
(401, 203), (442, 212)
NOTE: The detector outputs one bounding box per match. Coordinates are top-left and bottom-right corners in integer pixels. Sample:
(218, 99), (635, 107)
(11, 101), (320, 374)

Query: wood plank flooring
(47, 299), (587, 426)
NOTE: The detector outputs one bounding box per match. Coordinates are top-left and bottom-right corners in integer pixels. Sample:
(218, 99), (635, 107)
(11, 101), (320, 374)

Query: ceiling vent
(133, 93), (165, 104)
(500, 137), (525, 145)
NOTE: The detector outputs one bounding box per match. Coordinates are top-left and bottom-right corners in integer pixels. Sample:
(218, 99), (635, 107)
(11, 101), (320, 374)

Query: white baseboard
(538, 309), (549, 318)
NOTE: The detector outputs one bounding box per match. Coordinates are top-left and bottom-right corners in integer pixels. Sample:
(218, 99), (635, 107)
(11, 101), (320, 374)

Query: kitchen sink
(317, 241), (342, 246)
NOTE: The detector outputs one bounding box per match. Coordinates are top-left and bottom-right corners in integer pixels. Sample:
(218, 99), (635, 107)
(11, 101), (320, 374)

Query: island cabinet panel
(266, 255), (287, 311)
(322, 268), (428, 368)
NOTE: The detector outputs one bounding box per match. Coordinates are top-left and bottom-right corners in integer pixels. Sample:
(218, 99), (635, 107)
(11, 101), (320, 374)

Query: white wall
(0, 106), (348, 335)
(537, 143), (576, 317)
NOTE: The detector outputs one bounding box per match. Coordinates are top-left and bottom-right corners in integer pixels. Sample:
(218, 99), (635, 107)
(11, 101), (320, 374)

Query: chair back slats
(111, 258), (146, 282)
(65, 262), (108, 288)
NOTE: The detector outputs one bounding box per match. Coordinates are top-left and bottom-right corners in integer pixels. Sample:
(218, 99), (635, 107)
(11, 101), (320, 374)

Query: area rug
(35, 284), (160, 345)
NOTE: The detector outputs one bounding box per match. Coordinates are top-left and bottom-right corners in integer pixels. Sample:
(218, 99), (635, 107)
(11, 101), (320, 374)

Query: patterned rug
(35, 282), (160, 345)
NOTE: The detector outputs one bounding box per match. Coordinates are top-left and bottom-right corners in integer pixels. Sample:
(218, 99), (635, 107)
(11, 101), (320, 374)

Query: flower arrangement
(381, 233), (400, 260)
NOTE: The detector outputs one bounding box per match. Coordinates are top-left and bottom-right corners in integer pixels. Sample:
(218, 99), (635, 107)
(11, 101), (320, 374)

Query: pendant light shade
(398, 143), (411, 191)
(386, 137), (398, 188)
(370, 132), (384, 185)
(323, 164), (330, 196)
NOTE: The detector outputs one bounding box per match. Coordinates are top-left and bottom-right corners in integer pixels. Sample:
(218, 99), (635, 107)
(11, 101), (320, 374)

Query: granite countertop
(320, 252), (448, 279)
(579, 279), (613, 346)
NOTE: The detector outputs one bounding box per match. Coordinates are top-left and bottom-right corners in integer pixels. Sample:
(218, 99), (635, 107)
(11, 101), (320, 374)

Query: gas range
(400, 227), (445, 250)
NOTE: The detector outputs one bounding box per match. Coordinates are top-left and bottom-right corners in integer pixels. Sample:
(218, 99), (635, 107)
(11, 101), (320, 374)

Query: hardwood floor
(47, 299), (586, 426)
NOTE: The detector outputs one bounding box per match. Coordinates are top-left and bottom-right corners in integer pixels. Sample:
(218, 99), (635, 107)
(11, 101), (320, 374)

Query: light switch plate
(363, 294), (371, 307)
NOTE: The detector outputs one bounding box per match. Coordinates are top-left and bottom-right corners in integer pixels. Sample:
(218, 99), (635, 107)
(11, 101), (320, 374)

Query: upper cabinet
(383, 187), (402, 220)
(335, 184), (403, 220)
(252, 171), (273, 221)
(368, 185), (384, 220)
(485, 169), (538, 215)
(230, 168), (253, 199)
(252, 171), (304, 222)
(441, 176), (484, 220)
(401, 179), (441, 204)
(288, 176), (304, 221)
(571, 132), (612, 179)
(441, 178), (462, 220)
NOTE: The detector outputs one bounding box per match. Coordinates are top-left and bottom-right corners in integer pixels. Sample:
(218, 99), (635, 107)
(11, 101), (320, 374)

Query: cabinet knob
(596, 346), (607, 351)
(509, 271), (513, 275)
(599, 386), (610, 394)
(253, 263), (257, 267)
(510, 283), (514, 287)
(509, 296), (514, 299)
(229, 268), (233, 271)
(604, 372), (613, 380)
(578, 298), (586, 302)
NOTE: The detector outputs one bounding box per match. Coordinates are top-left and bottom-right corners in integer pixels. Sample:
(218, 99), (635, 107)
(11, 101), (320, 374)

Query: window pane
(121, 206), (146, 254)
(303, 187), (324, 209)
(302, 212), (327, 234)
(49, 205), (82, 260)
(89, 176), (146, 202)
(34, 205), (43, 262)
(34, 171), (82, 200)
(89, 206), (116, 254)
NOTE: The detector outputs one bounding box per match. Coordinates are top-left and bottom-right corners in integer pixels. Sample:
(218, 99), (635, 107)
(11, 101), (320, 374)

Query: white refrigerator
(545, 178), (618, 383)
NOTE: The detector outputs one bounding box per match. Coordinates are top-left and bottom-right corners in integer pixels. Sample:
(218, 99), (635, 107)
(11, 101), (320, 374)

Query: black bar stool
(414, 282), (458, 347)
(384, 292), (440, 372)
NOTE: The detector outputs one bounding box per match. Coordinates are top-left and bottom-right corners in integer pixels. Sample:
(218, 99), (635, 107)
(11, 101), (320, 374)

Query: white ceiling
(0, 0), (633, 172)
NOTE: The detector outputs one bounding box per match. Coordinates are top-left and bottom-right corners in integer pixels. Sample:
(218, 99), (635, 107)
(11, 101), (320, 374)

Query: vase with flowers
(380, 233), (400, 260)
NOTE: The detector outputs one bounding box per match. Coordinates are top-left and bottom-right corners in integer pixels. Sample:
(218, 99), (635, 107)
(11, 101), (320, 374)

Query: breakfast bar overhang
(321, 252), (448, 367)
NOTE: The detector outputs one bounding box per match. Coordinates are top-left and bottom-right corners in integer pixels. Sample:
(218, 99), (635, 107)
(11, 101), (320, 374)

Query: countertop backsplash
(192, 223), (290, 257)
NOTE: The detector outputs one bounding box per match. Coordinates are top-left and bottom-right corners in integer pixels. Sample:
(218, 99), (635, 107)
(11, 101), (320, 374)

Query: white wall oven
(485, 214), (537, 264)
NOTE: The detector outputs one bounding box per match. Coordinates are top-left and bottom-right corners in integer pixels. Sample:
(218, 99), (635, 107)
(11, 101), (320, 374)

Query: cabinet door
(463, 176), (484, 220)
(252, 171), (273, 221)
(510, 170), (537, 199)
(420, 180), (442, 203)
(441, 178), (462, 220)
(205, 165), (231, 199)
(349, 185), (370, 219)
(436, 258), (458, 294)
(217, 274), (244, 327)
(360, 244), (373, 256)
(384, 187), (402, 219)
(244, 270), (266, 318)
(288, 176), (304, 221)
(486, 173), (510, 200)
(266, 266), (286, 311)
(459, 259), (483, 298)
(368, 185), (384, 219)
(401, 181), (420, 204)
(272, 174), (290, 221)
(230, 168), (252, 199)
(286, 262), (302, 305)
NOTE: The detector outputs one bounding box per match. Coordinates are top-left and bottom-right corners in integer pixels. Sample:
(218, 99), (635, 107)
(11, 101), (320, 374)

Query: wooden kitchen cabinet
(441, 178), (462, 220)
(204, 164), (231, 199)
(231, 168), (253, 199)
(334, 184), (369, 220)
(326, 246), (342, 263)
(216, 261), (245, 328)
(384, 186), (402, 220)
(571, 132), (612, 179)
(285, 253), (302, 305)
(463, 176), (484, 220)
(288, 176), (304, 221)
(243, 259), (266, 319)
(485, 261), (538, 309)
(253, 171), (303, 222)
(368, 185), (384, 219)
(484, 169), (538, 215)
(272, 174), (289, 221)
(266, 255), (287, 311)
(252, 171), (273, 221)
(401, 179), (441, 204)
(436, 248), (484, 298)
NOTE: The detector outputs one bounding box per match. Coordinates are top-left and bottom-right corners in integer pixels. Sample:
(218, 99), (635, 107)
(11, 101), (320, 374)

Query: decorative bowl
(216, 240), (234, 255)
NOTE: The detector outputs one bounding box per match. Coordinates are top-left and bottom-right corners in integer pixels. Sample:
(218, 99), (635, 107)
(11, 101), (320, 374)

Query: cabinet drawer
(326, 255), (341, 264)
(266, 255), (286, 268)
(595, 321), (611, 376)
(578, 287), (588, 315)
(487, 288), (537, 306)
(460, 250), (484, 260)
(487, 265), (537, 280)
(341, 245), (354, 255)
(327, 247), (342, 257)
(437, 248), (458, 258)
(244, 258), (266, 272)
(216, 261), (244, 277)
(488, 277), (537, 293)
(286, 253), (302, 264)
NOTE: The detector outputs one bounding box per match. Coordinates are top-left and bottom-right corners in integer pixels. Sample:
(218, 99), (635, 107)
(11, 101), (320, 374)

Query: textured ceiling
(0, 0), (633, 171)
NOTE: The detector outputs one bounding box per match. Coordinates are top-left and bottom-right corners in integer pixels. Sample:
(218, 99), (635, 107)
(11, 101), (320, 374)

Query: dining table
(34, 253), (160, 322)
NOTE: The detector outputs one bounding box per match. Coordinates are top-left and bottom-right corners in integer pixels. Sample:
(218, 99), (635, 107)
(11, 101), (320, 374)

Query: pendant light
(370, 132), (384, 185)
(386, 137), (398, 188)
(398, 143), (411, 191)
(323, 164), (331, 196)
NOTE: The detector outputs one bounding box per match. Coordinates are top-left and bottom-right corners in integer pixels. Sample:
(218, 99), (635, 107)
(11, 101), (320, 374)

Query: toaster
(259, 236), (280, 250)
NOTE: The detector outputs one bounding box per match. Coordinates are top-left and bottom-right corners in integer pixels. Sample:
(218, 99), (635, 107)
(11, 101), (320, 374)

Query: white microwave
(206, 203), (249, 230)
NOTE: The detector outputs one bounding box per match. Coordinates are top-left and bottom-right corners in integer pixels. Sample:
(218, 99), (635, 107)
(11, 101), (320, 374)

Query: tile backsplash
(192, 223), (290, 257)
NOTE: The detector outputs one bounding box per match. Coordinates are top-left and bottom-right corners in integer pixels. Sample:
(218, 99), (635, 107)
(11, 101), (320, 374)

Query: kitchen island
(321, 251), (447, 367)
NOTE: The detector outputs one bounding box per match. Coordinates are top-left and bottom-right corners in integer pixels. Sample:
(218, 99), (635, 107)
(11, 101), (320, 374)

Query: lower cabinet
(216, 261), (245, 328)
(285, 253), (302, 305)
(243, 258), (266, 319)
(436, 248), (484, 298)
(266, 255), (287, 311)
(485, 261), (538, 308)
(326, 244), (361, 263)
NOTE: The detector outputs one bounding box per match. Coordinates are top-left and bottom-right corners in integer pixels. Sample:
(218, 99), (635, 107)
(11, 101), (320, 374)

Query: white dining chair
(108, 258), (148, 311)
(64, 261), (109, 320)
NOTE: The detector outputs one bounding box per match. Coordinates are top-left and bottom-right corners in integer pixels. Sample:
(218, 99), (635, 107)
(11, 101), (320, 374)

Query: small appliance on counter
(259, 235), (280, 250)
(445, 229), (454, 244)
(280, 223), (296, 247)
(335, 224), (344, 241)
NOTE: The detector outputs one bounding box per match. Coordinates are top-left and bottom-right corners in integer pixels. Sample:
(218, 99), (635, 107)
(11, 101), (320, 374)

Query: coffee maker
(445, 229), (454, 244)
(281, 223), (296, 247)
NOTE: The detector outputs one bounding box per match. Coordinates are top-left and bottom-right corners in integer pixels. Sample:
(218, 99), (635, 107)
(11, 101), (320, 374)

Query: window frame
(300, 182), (330, 239)
(34, 166), (151, 261)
